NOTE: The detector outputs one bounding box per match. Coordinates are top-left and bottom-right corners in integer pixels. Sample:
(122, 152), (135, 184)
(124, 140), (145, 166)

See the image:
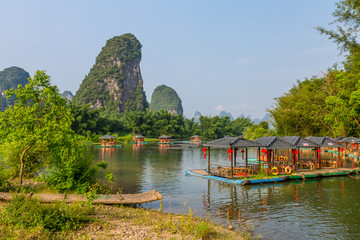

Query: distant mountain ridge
(219, 111), (234, 121)
(0, 66), (30, 111)
(61, 91), (73, 100)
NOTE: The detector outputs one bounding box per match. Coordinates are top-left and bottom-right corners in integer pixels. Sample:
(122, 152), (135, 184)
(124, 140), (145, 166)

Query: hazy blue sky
(1, 0), (343, 119)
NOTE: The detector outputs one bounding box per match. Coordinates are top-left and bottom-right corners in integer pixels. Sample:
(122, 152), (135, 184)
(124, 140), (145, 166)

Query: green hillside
(150, 85), (183, 115)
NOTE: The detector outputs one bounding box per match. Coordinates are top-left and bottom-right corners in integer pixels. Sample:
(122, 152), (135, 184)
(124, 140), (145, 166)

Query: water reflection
(91, 144), (360, 240)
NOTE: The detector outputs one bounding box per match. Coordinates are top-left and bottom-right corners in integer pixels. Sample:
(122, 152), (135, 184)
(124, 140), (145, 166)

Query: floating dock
(185, 168), (360, 185)
(0, 190), (162, 204)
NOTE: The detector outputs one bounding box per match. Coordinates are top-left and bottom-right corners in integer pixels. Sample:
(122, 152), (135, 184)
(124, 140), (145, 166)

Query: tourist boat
(159, 135), (171, 144)
(98, 134), (122, 148)
(190, 135), (201, 144)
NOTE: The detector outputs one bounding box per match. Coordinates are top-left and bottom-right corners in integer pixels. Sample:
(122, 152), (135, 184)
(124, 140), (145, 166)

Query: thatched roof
(306, 136), (342, 148)
(255, 136), (297, 149)
(133, 135), (144, 138)
(99, 134), (117, 139)
(204, 136), (260, 148)
(159, 135), (171, 139)
(337, 136), (360, 143)
(280, 136), (319, 148)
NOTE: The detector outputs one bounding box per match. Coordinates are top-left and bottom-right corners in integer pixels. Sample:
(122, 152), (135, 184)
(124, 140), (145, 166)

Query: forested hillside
(149, 85), (183, 115)
(73, 33), (148, 114)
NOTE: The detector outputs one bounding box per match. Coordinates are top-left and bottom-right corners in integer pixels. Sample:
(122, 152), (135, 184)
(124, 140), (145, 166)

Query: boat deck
(186, 167), (360, 185)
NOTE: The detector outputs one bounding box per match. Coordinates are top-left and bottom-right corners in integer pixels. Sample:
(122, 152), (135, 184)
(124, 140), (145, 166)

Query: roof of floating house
(159, 135), (171, 139)
(306, 136), (342, 148)
(337, 136), (360, 143)
(99, 134), (117, 139)
(191, 135), (200, 138)
(254, 136), (297, 149)
(280, 136), (319, 148)
(133, 135), (144, 138)
(204, 136), (261, 148)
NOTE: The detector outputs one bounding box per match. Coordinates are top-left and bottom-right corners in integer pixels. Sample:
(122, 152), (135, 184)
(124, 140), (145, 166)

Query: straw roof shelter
(204, 136), (261, 178)
(306, 136), (342, 148)
(306, 136), (343, 167)
(133, 135), (145, 138)
(99, 134), (117, 139)
(280, 136), (319, 148)
(337, 136), (360, 143)
(254, 136), (297, 149)
(159, 135), (171, 139)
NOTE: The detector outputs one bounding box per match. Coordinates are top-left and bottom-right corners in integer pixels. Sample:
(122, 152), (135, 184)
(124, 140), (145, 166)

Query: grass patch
(0, 194), (94, 235)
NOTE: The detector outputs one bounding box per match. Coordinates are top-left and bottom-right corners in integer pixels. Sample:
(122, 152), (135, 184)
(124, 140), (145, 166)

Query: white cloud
(214, 105), (225, 111)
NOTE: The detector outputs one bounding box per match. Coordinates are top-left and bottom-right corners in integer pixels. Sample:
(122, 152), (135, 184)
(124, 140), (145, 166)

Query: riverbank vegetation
(0, 196), (259, 239)
(70, 105), (272, 142)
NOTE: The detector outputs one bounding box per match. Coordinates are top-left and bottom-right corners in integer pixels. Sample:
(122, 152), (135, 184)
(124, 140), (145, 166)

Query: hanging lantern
(227, 148), (233, 161)
(351, 143), (354, 150)
(294, 149), (299, 162)
(317, 148), (321, 159)
(340, 147), (344, 157)
(241, 149), (245, 160)
(202, 147), (207, 159)
(261, 149), (267, 161)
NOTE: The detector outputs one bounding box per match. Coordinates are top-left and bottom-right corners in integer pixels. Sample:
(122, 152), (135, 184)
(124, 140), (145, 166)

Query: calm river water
(91, 143), (360, 240)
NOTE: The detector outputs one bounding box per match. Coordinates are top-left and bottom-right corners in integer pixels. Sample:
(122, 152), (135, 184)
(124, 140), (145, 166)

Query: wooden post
(234, 148), (237, 168)
(337, 147), (341, 168)
(257, 147), (261, 173)
(245, 148), (248, 169)
(296, 149), (300, 172)
(315, 147), (319, 170)
(267, 150), (271, 175)
(207, 147), (210, 173)
(230, 147), (234, 179)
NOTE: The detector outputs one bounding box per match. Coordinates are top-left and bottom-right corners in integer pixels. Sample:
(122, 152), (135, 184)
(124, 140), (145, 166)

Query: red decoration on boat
(202, 147), (207, 159)
(227, 148), (233, 161)
(294, 149), (299, 155)
(317, 148), (321, 153)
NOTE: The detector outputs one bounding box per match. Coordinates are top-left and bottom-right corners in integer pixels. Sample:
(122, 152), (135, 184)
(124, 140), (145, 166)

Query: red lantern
(294, 149), (299, 155)
(227, 148), (233, 161)
(317, 148), (321, 159)
(202, 147), (207, 159)
(351, 143), (354, 150)
(241, 149), (245, 160)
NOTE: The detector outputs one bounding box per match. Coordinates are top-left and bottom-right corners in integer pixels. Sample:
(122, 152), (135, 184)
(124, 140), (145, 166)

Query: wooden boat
(0, 190), (162, 205)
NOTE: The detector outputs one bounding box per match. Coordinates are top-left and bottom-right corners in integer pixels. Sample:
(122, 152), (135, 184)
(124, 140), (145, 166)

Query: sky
(1, 0), (344, 120)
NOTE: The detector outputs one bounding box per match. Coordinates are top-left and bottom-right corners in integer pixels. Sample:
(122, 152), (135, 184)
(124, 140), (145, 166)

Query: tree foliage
(0, 71), (96, 191)
(149, 85), (183, 115)
(270, 0), (360, 137)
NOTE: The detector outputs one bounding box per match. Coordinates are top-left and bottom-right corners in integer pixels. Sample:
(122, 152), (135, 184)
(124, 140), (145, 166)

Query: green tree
(317, 0), (360, 53)
(0, 70), (95, 190)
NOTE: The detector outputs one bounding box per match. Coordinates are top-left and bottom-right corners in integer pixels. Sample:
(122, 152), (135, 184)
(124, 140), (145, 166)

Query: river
(91, 143), (360, 240)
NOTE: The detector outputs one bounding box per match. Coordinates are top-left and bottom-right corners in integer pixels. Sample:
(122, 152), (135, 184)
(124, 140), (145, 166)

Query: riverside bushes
(0, 194), (93, 232)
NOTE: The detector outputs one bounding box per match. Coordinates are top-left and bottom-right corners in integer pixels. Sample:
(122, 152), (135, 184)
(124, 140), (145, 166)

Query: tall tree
(0, 71), (91, 188)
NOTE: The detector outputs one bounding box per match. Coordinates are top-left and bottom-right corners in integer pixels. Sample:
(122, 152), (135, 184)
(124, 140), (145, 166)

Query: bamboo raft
(186, 168), (360, 185)
(0, 190), (162, 204)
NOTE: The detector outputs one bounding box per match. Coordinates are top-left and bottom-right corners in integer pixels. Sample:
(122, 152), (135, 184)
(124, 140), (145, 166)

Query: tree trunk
(19, 145), (32, 187)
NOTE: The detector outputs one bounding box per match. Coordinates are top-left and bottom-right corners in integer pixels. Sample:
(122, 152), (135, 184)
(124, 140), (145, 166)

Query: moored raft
(185, 169), (287, 185)
(0, 190), (162, 204)
(186, 168), (360, 185)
